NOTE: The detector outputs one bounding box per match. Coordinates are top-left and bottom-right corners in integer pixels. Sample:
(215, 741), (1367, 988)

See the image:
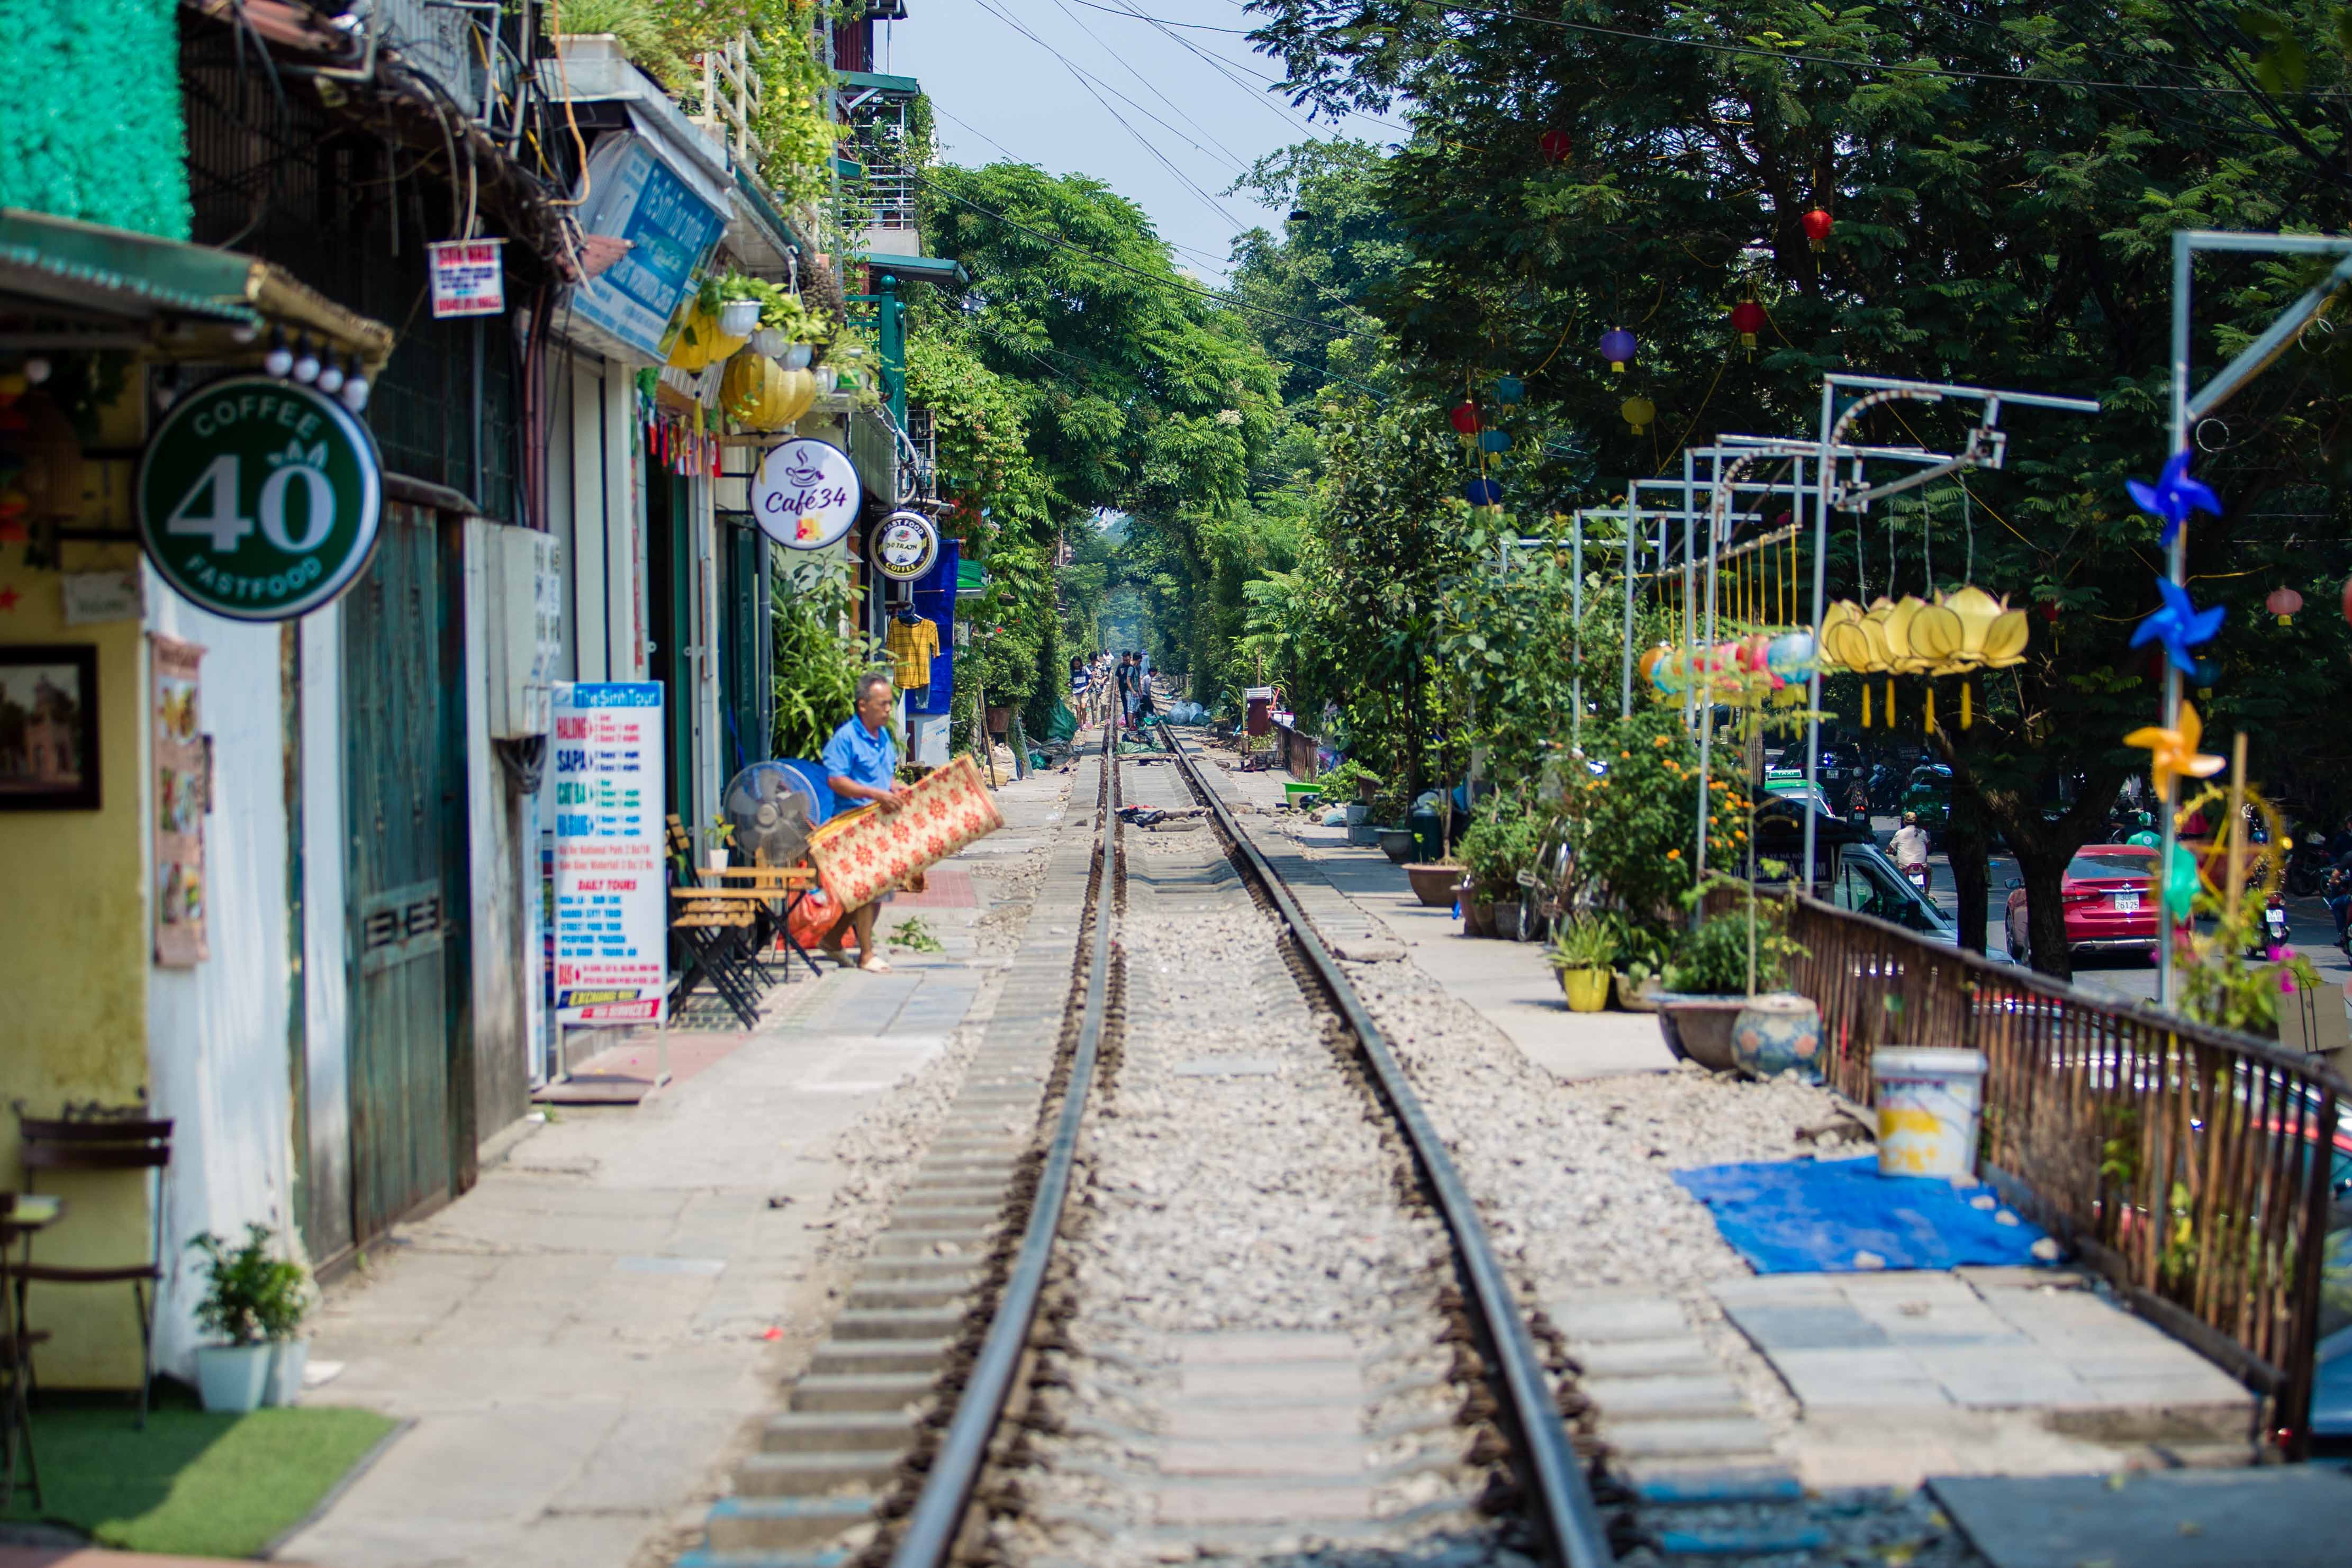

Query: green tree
(1251, 0), (2352, 975)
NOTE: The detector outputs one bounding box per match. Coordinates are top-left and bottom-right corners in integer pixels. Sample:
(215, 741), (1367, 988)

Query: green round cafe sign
(138, 376), (383, 621)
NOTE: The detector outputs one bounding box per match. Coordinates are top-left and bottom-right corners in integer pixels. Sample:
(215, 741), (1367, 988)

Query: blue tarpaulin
(1671, 1156), (2056, 1274)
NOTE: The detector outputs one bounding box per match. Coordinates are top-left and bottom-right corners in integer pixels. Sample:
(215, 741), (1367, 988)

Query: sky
(885, 0), (1401, 284)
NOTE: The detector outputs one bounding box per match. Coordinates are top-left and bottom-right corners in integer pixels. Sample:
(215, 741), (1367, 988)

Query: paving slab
(1929, 1465), (2352, 1568)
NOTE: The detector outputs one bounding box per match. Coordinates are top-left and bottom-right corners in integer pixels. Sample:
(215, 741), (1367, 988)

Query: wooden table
(0, 1194), (61, 1508)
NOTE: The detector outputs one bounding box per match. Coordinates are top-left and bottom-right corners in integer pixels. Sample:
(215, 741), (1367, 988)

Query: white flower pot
(266, 1338), (310, 1407)
(718, 299), (762, 337)
(707, 849), (731, 872)
(751, 327), (789, 359)
(195, 1343), (274, 1413)
(782, 343), (813, 370)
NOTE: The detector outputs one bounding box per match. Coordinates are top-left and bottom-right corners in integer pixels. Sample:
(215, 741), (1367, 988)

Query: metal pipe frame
(1802, 375), (2101, 901)
(2154, 230), (2352, 1005)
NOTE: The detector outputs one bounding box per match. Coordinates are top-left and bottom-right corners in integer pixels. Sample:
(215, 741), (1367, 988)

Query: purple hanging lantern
(1599, 327), (1638, 373)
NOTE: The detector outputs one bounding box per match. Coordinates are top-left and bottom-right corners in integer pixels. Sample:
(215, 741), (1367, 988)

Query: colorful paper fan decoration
(2129, 576), (2225, 677)
(2125, 450), (2220, 549)
(2124, 699), (2227, 797)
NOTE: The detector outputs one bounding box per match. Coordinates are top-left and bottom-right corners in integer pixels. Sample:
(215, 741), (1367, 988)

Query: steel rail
(1154, 721), (1616, 1568)
(885, 722), (1118, 1568)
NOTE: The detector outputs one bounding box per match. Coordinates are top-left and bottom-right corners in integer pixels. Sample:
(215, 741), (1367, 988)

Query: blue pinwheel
(2130, 575), (2226, 676)
(2125, 450), (2221, 548)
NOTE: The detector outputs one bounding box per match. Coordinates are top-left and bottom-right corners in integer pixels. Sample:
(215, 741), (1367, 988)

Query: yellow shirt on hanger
(885, 615), (939, 691)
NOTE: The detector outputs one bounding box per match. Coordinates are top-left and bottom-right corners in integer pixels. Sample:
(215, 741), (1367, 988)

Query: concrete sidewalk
(1183, 752), (1673, 1080)
(272, 765), (1077, 1568)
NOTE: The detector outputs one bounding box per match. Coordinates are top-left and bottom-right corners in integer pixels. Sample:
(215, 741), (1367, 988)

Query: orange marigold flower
(1666, 848), (1682, 860)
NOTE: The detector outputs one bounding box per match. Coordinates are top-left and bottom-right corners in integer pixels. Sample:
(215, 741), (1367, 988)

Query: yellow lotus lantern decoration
(1815, 587), (2031, 730)
(719, 355), (818, 431)
(665, 303), (749, 372)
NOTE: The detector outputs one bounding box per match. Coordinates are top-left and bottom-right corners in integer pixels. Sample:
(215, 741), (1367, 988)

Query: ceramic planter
(1615, 973), (1662, 1012)
(266, 1338), (310, 1407)
(718, 298), (763, 337)
(1731, 993), (1824, 1082)
(1653, 993), (1749, 1072)
(1558, 967), (1610, 1012)
(1378, 828), (1414, 864)
(1463, 897), (1496, 937)
(1406, 863), (1463, 907)
(195, 1342), (273, 1413)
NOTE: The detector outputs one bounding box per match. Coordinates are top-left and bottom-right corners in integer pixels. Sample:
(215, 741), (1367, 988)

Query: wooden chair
(669, 889), (770, 1028)
(9, 1113), (171, 1427)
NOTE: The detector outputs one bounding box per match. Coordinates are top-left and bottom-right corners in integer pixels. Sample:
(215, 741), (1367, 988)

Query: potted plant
(1547, 915), (1616, 1012)
(1654, 897), (1816, 1078)
(1455, 799), (1544, 939)
(708, 813), (735, 872)
(1315, 758), (1380, 826)
(188, 1223), (312, 1413)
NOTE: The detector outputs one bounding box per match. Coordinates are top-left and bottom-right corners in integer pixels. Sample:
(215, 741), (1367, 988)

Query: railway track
(683, 720), (1902, 1568)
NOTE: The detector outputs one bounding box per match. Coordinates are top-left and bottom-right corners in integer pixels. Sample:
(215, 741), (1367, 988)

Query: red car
(2004, 845), (2159, 960)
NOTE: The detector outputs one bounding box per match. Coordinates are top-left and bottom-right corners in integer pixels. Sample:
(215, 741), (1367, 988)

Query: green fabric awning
(0, 209), (258, 324)
(955, 558), (987, 595)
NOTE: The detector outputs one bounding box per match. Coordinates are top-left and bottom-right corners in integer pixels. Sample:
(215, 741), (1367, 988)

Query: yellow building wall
(0, 391), (153, 1386)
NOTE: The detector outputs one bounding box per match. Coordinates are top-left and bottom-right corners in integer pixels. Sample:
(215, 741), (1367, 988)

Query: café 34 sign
(752, 438), (861, 550)
(137, 377), (383, 621)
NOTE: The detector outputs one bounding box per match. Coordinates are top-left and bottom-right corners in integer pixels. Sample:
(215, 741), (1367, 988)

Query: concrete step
(846, 1279), (977, 1312)
(676, 1550), (848, 1568)
(703, 1495), (876, 1553)
(870, 1228), (991, 1258)
(790, 1372), (936, 1413)
(889, 1204), (1003, 1229)
(858, 1254), (987, 1282)
(809, 1337), (949, 1377)
(763, 1410), (919, 1453)
(735, 1449), (900, 1495)
(833, 1307), (967, 1341)
(1584, 1374), (1751, 1422)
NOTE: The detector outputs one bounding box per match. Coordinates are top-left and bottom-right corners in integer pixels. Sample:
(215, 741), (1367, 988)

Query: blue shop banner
(568, 135), (726, 359)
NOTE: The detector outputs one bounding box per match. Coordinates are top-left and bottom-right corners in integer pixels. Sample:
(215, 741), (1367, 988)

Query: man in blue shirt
(820, 670), (909, 972)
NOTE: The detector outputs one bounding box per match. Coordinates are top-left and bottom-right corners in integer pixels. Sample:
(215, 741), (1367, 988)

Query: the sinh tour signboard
(136, 377), (383, 622)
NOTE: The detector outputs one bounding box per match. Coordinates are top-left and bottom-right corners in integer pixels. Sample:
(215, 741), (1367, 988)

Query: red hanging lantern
(1538, 129), (1572, 165)
(2040, 599), (2061, 625)
(1448, 401), (1481, 434)
(1802, 208), (1834, 251)
(2266, 585), (2303, 626)
(2340, 575), (2352, 629)
(1729, 299), (1767, 350)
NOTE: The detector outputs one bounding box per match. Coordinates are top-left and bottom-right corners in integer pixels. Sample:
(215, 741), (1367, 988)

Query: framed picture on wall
(0, 645), (99, 811)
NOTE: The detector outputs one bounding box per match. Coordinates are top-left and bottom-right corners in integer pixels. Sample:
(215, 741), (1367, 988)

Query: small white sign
(871, 510), (939, 581)
(428, 239), (506, 319)
(62, 570), (142, 626)
(753, 438), (862, 550)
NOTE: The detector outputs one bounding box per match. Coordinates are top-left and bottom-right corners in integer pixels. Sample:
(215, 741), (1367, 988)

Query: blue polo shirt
(823, 715), (898, 794)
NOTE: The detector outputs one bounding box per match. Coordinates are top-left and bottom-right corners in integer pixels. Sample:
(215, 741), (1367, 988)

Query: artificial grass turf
(0, 1389), (396, 1557)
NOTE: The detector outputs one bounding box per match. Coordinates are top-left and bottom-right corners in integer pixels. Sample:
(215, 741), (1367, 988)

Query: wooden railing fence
(1756, 893), (2348, 1452)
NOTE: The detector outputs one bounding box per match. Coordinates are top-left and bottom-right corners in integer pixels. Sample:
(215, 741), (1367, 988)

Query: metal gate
(341, 502), (465, 1238)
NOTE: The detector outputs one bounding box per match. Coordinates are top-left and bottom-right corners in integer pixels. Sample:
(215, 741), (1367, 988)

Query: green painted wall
(0, 0), (191, 239)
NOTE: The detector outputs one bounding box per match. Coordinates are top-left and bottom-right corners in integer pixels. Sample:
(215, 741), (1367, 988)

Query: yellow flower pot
(1558, 967), (1611, 1013)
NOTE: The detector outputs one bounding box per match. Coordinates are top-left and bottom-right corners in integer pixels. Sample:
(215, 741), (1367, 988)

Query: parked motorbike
(2285, 832), (2331, 898)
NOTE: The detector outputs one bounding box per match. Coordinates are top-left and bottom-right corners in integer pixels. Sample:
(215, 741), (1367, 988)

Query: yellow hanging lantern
(1621, 395), (1656, 434)
(719, 356), (819, 430)
(666, 304), (750, 372)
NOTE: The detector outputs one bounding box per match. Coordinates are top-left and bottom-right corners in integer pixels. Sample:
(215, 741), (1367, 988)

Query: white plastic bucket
(1872, 1046), (1987, 1179)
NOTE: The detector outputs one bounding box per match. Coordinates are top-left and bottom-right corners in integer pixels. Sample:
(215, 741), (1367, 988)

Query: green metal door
(342, 502), (458, 1238)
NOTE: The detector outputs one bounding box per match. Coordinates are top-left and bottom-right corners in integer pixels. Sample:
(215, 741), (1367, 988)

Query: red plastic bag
(786, 888), (853, 953)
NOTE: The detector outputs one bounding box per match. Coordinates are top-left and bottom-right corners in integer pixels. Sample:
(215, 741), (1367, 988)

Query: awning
(0, 209), (395, 370)
(866, 254), (970, 290)
(956, 558), (988, 596)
